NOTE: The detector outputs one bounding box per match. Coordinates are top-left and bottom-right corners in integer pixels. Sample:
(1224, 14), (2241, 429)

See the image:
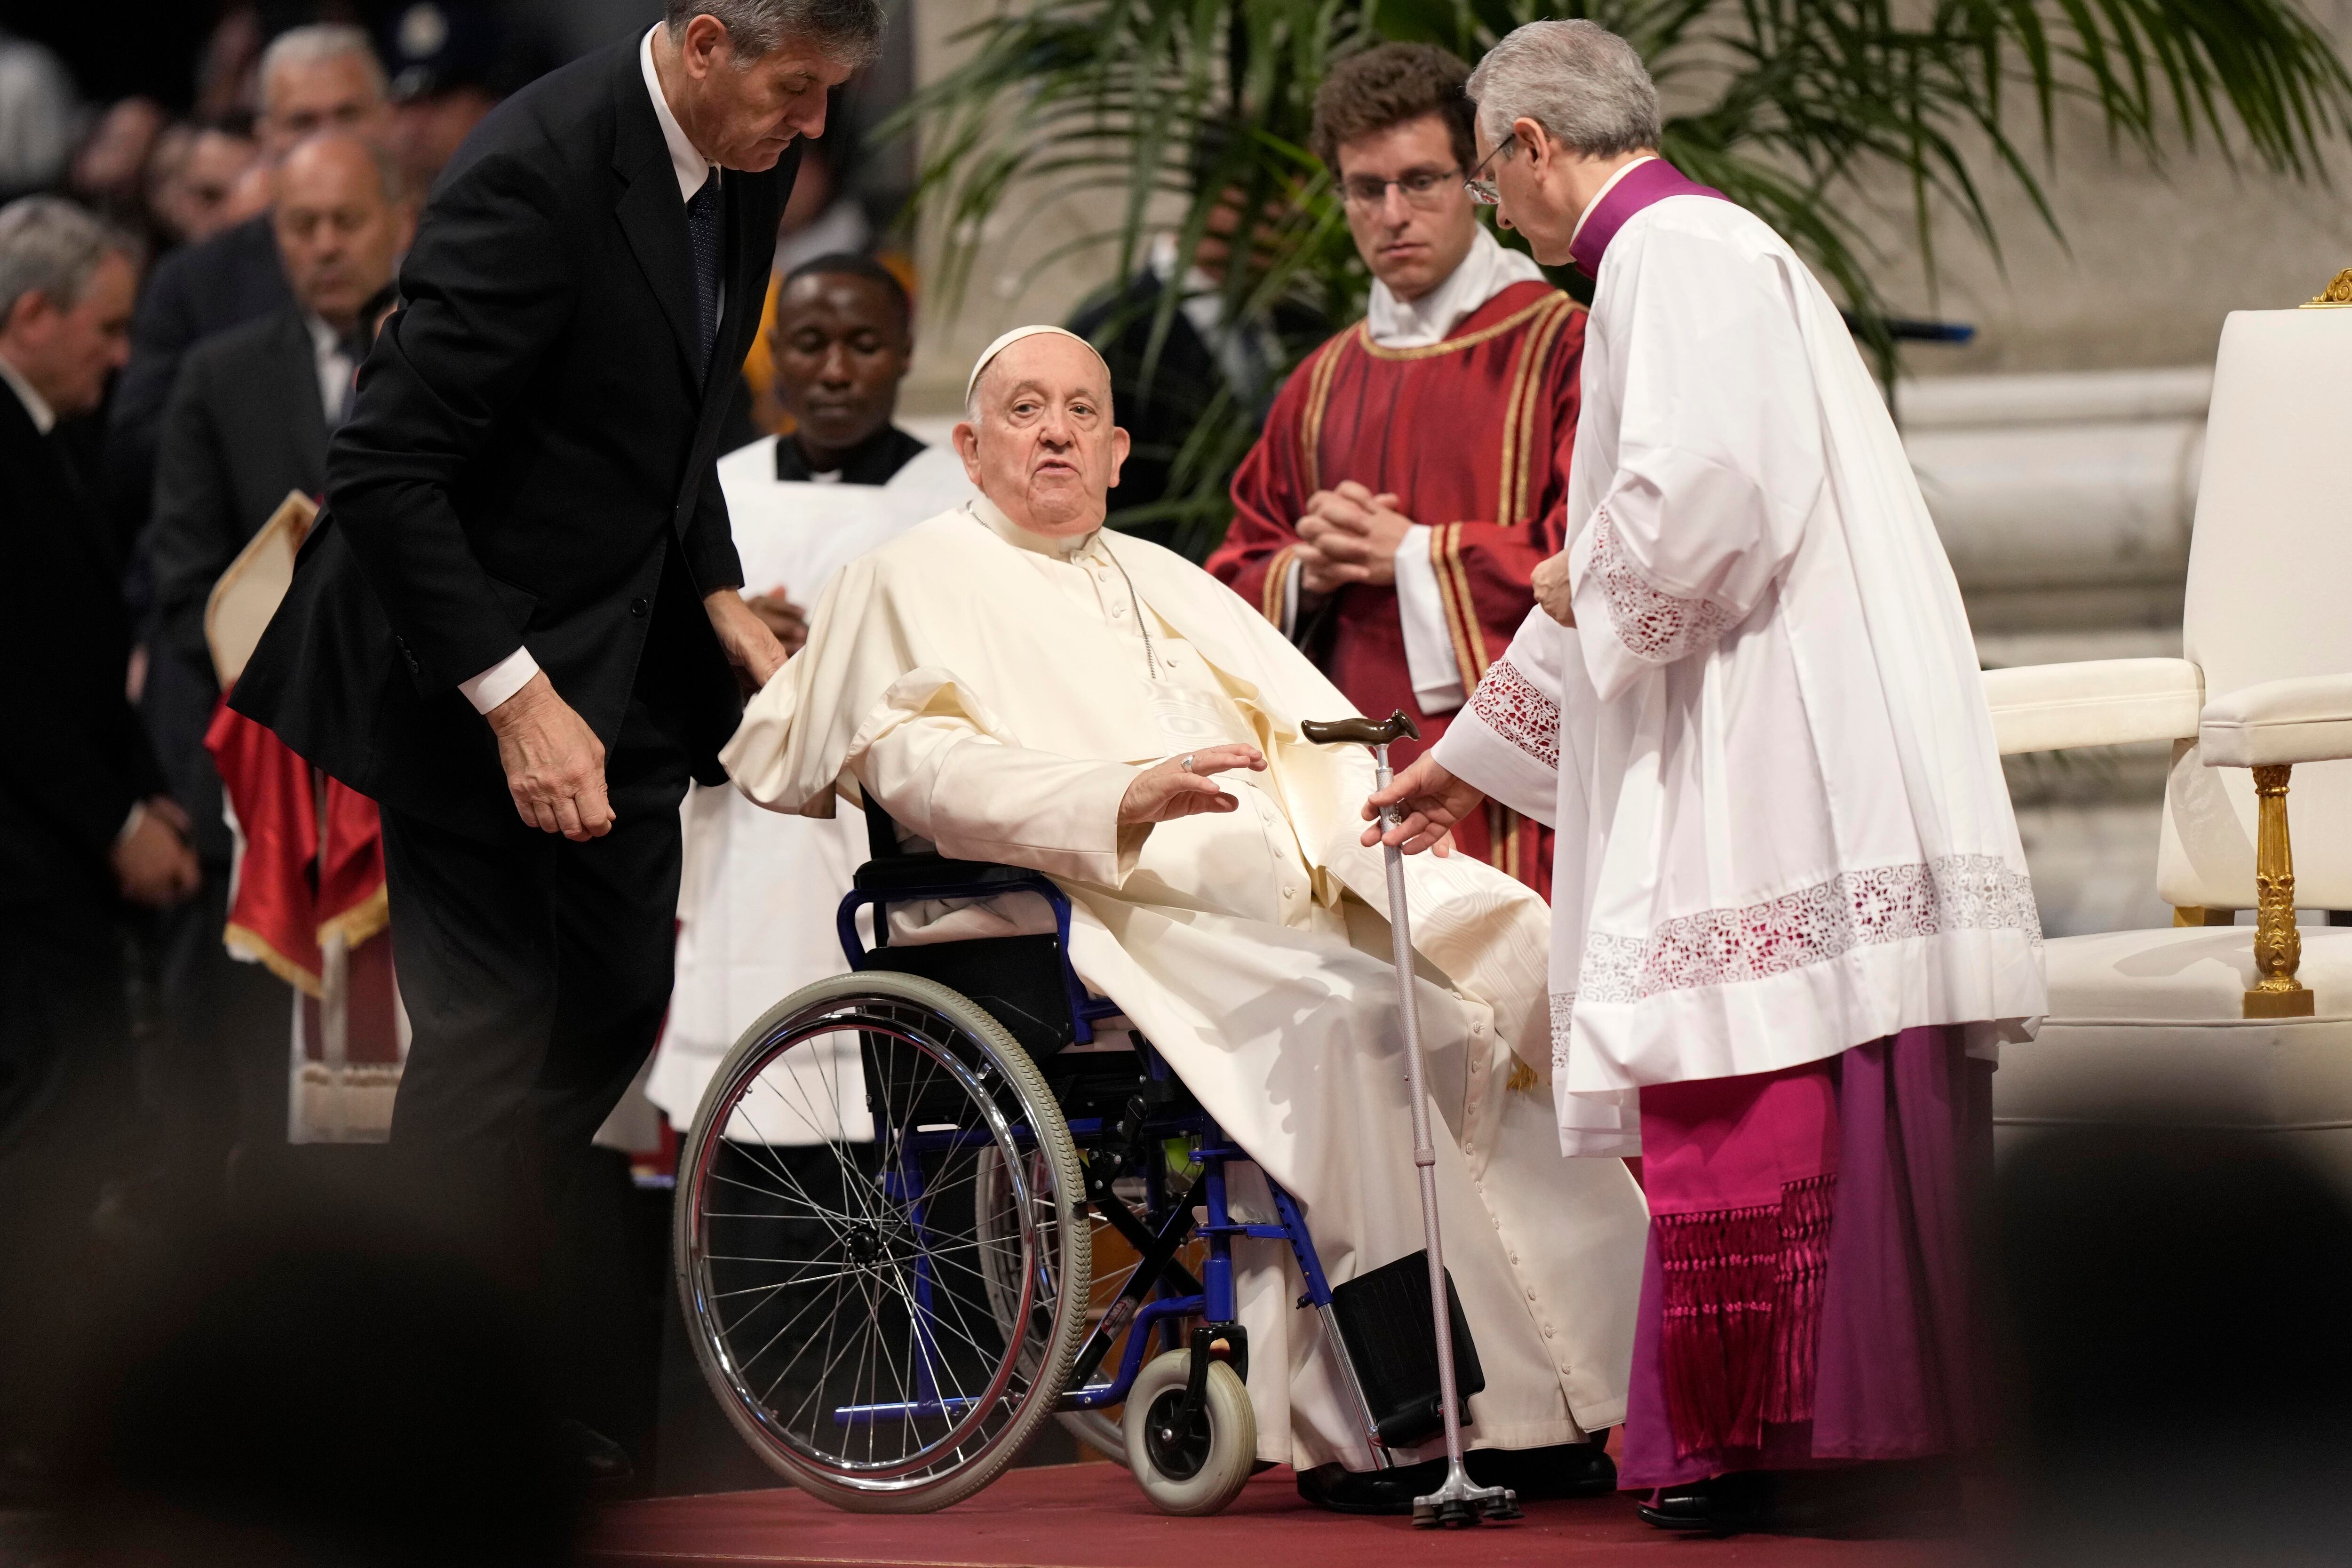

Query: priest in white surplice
(1371, 22), (2046, 1529)
(721, 324), (1648, 1510)
(647, 256), (971, 1128)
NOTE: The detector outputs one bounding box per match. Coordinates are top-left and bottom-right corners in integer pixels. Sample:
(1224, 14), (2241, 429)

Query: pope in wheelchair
(690, 325), (1647, 1516)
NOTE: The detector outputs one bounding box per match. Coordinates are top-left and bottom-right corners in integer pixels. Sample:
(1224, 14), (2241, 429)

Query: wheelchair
(671, 796), (1480, 1516)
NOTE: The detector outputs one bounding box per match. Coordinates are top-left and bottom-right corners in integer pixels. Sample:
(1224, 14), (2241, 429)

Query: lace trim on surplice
(1575, 853), (2042, 1007)
(1588, 508), (1740, 664)
(1470, 659), (1560, 769)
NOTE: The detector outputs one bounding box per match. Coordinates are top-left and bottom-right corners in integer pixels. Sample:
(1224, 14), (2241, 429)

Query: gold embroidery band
(1355, 291), (1562, 362)
(1435, 521), (1490, 688)
(1508, 298), (1578, 530)
(1298, 332), (1350, 494)
(1262, 543), (1298, 626)
(1432, 523), (1483, 689)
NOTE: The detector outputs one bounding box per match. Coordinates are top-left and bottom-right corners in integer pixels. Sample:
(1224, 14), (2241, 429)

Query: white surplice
(644, 438), (972, 1130)
(720, 496), (1649, 1469)
(1433, 188), (2048, 1158)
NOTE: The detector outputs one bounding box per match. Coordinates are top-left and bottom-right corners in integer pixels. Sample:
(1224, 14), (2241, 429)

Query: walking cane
(1300, 710), (1521, 1528)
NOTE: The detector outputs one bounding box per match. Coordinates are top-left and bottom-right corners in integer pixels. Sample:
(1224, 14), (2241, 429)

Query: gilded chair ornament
(2301, 267), (2352, 307)
(2246, 763), (2316, 1017)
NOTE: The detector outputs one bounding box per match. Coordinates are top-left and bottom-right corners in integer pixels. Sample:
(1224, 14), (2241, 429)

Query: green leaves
(886, 0), (2352, 554)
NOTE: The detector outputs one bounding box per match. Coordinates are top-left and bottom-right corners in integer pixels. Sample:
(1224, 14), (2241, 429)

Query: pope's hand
(1362, 752), (1485, 855)
(1119, 744), (1268, 826)
(705, 587), (789, 689)
(1532, 550), (1575, 626)
(745, 589), (810, 656)
(486, 672), (612, 841)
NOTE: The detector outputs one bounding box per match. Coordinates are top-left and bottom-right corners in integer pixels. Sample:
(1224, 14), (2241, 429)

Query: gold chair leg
(2246, 763), (2316, 1019)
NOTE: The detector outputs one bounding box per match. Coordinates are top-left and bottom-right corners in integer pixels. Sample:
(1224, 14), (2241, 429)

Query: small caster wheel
(1123, 1350), (1256, 1517)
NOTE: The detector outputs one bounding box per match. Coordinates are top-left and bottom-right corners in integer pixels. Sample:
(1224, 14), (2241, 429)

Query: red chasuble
(1210, 279), (1583, 892)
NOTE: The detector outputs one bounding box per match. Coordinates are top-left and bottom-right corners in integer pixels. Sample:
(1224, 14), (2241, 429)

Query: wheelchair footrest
(1328, 1251), (1486, 1448)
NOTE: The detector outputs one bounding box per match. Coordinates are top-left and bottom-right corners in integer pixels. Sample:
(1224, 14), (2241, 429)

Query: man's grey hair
(665, 0), (888, 67)
(1465, 20), (1661, 158)
(258, 23), (389, 112)
(0, 197), (142, 329)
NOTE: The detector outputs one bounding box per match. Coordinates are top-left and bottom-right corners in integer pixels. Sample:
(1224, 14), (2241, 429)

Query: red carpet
(585, 1463), (1969, 1567)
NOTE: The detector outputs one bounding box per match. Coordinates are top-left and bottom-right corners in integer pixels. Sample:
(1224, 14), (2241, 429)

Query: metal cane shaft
(1374, 748), (1470, 1473)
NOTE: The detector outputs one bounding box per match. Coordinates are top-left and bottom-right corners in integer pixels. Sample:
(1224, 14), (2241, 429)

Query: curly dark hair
(1309, 42), (1477, 174)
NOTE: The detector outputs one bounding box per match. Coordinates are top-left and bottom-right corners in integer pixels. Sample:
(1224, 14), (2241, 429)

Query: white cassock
(644, 437), (973, 1129)
(1431, 167), (2048, 1156)
(721, 495), (1649, 1470)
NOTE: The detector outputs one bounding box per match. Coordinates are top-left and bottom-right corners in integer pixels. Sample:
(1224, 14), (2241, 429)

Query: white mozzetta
(1980, 657), (2202, 755)
(2198, 672), (2352, 767)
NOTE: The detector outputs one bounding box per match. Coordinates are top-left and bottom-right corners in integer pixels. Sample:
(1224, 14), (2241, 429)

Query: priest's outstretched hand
(1119, 744), (1268, 825)
(1363, 752), (1485, 856)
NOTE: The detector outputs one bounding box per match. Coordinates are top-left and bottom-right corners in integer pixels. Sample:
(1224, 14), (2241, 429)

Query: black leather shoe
(1296, 1440), (1616, 1515)
(1636, 1470), (1780, 1533)
(1469, 1436), (1616, 1499)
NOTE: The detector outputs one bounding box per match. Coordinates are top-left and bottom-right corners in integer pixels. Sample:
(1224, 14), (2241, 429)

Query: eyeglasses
(1463, 139), (1513, 206)
(1337, 167), (1464, 208)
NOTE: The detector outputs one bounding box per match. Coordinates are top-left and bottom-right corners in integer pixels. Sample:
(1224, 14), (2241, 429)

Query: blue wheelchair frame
(830, 863), (1359, 1427)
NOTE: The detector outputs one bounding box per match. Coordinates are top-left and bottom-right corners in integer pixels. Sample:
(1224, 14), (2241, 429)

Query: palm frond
(881, 0), (2352, 557)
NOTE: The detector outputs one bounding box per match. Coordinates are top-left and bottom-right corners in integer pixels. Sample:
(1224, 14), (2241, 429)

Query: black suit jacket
(142, 306), (330, 864)
(106, 214), (293, 550)
(232, 40), (794, 838)
(0, 385), (164, 916)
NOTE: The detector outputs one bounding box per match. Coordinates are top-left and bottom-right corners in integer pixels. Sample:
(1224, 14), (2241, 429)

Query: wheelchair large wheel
(675, 971), (1091, 1512)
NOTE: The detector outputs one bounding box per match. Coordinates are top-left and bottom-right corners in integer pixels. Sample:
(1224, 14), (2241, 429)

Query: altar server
(1369, 21), (2046, 1529)
(1209, 43), (1583, 892)
(724, 325), (1648, 1510)
(646, 253), (968, 1127)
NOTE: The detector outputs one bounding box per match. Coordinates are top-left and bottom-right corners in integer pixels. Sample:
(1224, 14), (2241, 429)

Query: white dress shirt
(0, 346), (55, 435)
(303, 311), (356, 426)
(459, 24), (724, 717)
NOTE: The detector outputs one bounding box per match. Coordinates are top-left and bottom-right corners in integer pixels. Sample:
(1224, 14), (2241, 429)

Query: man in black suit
(107, 23), (393, 550)
(232, 0), (882, 1467)
(141, 132), (411, 1189)
(0, 195), (199, 1471)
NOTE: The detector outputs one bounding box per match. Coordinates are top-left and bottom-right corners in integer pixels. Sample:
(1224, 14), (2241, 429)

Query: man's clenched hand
(705, 587), (789, 689)
(1362, 751), (1486, 856)
(745, 589), (810, 656)
(1532, 550), (1575, 626)
(486, 672), (612, 840)
(1119, 744), (1267, 826)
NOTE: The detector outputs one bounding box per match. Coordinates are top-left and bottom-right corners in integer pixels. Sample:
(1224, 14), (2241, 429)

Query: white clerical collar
(1568, 154), (1659, 250)
(969, 492), (1100, 559)
(0, 348), (55, 435)
(640, 25), (713, 202)
(1365, 225), (1546, 349)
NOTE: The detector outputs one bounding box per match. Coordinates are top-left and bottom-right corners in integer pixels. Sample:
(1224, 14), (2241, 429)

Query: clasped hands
(1296, 480), (1414, 596)
(489, 587), (789, 841)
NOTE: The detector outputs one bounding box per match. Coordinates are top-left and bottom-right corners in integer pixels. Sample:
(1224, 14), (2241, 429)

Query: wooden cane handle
(1300, 709), (1421, 748)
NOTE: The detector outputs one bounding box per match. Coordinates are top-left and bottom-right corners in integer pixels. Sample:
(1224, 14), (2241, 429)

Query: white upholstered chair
(1983, 303), (2352, 1172)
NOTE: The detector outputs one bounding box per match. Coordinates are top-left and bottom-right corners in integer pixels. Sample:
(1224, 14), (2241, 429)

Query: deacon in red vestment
(1210, 42), (1581, 892)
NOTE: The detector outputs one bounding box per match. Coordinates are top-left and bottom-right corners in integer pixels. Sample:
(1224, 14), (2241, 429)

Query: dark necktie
(685, 168), (723, 381)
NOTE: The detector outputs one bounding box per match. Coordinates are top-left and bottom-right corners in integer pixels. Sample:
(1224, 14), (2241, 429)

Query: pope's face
(953, 336), (1129, 538)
